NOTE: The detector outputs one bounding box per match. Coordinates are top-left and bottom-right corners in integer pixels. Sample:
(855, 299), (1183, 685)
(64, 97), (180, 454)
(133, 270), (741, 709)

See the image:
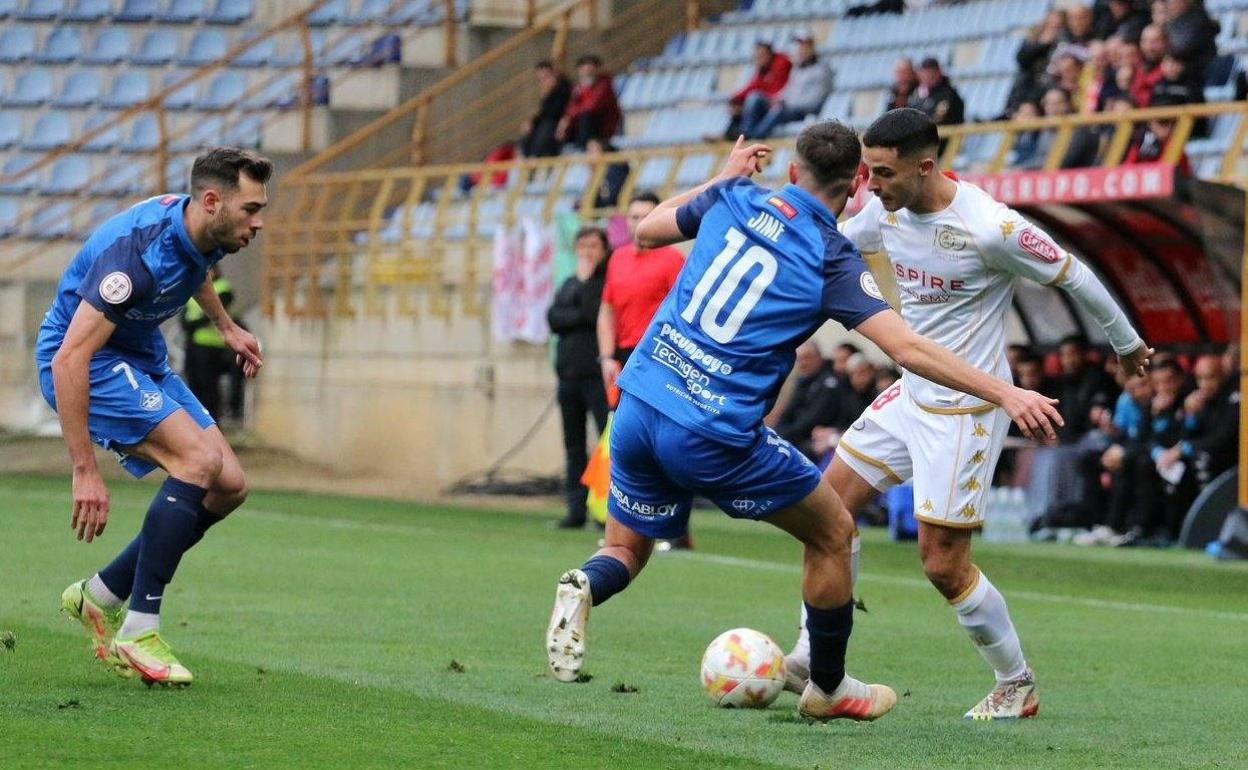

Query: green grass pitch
(2, 474), (1247, 769)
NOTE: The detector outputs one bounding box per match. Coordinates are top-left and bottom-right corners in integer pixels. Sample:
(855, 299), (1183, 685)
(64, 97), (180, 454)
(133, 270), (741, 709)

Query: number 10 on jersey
(680, 227), (778, 344)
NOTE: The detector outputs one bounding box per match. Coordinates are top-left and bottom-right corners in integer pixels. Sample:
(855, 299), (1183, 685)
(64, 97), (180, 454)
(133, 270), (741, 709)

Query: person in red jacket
(723, 41), (792, 139)
(557, 54), (622, 150)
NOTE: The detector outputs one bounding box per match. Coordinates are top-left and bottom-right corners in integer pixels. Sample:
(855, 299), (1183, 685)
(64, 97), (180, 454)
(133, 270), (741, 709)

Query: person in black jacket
(773, 341), (841, 461)
(547, 227), (611, 528)
(521, 60), (572, 158)
(909, 58), (964, 126)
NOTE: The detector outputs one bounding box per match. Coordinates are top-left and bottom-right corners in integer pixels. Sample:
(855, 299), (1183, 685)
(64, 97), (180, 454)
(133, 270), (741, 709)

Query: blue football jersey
(616, 178), (890, 447)
(37, 194), (223, 371)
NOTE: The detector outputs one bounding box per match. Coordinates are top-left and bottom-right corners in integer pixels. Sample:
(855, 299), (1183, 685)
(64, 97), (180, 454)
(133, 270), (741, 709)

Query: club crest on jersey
(933, 224), (968, 253)
(1019, 228), (1061, 263)
(767, 196), (798, 220)
(99, 272), (132, 305)
(747, 210), (786, 243)
(139, 390), (163, 412)
(859, 271), (885, 301)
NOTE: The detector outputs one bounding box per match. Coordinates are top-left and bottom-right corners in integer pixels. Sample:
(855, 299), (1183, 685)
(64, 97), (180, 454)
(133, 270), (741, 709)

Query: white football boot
(546, 569), (591, 682)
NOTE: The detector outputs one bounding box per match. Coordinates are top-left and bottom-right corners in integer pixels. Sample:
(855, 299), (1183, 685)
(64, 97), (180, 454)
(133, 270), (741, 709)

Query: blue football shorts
(38, 349), (215, 478)
(606, 392), (823, 539)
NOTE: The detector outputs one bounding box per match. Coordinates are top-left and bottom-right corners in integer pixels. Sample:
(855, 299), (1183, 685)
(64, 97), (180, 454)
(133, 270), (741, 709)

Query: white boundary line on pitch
(683, 552), (1248, 623)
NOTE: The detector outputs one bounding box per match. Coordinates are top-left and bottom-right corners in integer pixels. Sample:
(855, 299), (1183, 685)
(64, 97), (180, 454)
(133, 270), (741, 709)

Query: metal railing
(262, 101), (1248, 322)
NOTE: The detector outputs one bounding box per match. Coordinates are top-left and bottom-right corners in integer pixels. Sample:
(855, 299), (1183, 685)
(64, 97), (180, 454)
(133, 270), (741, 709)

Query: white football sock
(87, 574), (123, 608)
(950, 569), (1028, 682)
(119, 610), (159, 639)
(791, 532), (860, 664)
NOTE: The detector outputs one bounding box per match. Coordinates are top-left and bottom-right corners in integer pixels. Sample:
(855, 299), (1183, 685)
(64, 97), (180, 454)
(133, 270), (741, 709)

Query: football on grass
(700, 628), (786, 708)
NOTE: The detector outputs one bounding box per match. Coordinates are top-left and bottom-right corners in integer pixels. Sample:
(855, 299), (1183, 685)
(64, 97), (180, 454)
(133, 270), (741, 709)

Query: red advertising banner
(960, 163), (1176, 205)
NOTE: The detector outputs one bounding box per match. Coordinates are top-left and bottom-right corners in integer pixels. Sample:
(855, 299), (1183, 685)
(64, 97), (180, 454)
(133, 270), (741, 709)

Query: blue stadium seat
(171, 114), (221, 151)
(243, 70), (296, 109)
(269, 32), (304, 67)
(43, 155), (92, 195)
(121, 113), (161, 152)
(234, 32), (276, 67)
(62, 0), (110, 20)
(0, 197), (20, 237)
(198, 71), (247, 109)
(7, 68), (55, 106)
(0, 111), (21, 149)
(308, 0), (345, 26)
(116, 0), (158, 21)
(225, 113), (262, 148)
(92, 157), (149, 195)
(383, 0), (432, 26)
(162, 0), (207, 22)
(84, 28), (131, 64)
(103, 71), (150, 108)
(165, 155), (192, 190)
(162, 71), (200, 109)
(0, 155), (38, 194)
(18, 0), (66, 20)
(133, 28), (181, 65)
(55, 69), (103, 107)
(0, 25), (38, 62)
(346, 0), (390, 25)
(36, 26), (82, 64)
(82, 112), (121, 151)
(207, 0), (251, 23)
(183, 28), (228, 65)
(25, 111), (73, 150)
(0, 0), (17, 18)
(89, 201), (123, 232)
(318, 31), (368, 66)
(27, 201), (74, 239)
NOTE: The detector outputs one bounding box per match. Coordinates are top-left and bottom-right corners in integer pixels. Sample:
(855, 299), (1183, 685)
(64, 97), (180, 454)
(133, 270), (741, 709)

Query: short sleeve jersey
(37, 194), (224, 371)
(616, 178), (890, 447)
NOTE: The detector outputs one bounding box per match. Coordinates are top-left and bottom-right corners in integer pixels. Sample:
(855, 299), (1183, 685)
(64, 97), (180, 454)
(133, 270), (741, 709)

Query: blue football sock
(183, 503), (226, 552)
(97, 535), (142, 601)
(580, 555), (630, 607)
(128, 478), (209, 616)
(805, 600), (854, 693)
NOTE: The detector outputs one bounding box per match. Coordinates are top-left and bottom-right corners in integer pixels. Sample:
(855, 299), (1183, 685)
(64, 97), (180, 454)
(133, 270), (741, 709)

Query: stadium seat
(54, 69), (103, 107)
(0, 111), (21, 149)
(234, 32), (276, 67)
(7, 68), (55, 107)
(243, 70), (297, 109)
(319, 31), (368, 66)
(84, 28), (131, 64)
(0, 197), (20, 237)
(102, 71), (151, 108)
(62, 0), (110, 21)
(172, 114), (222, 151)
(345, 0), (390, 25)
(161, 71), (199, 109)
(27, 201), (74, 239)
(207, 0), (251, 24)
(82, 112), (121, 151)
(198, 71), (247, 109)
(183, 28), (228, 66)
(0, 26), (38, 62)
(162, 0), (208, 22)
(165, 155), (193, 189)
(36, 26), (82, 64)
(25, 111), (73, 151)
(383, 0), (431, 26)
(89, 200), (123, 231)
(92, 157), (149, 195)
(308, 0), (345, 26)
(17, 0), (65, 20)
(225, 113), (262, 148)
(0, 155), (38, 193)
(133, 28), (182, 66)
(121, 113), (162, 152)
(43, 155), (93, 195)
(116, 0), (159, 21)
(0, 0), (17, 18)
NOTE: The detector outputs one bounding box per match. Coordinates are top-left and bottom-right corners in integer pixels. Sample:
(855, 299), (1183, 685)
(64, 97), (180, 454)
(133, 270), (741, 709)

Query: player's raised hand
(224, 324), (264, 378)
(1000, 386), (1063, 443)
(1118, 343), (1154, 379)
(71, 466), (109, 543)
(719, 135), (771, 180)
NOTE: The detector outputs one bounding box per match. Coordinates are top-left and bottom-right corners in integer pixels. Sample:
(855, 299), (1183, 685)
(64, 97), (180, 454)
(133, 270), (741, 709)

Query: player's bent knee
(176, 442), (225, 487)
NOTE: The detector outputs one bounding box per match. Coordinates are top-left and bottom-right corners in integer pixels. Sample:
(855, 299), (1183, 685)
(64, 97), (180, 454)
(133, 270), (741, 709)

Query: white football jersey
(841, 181), (1076, 413)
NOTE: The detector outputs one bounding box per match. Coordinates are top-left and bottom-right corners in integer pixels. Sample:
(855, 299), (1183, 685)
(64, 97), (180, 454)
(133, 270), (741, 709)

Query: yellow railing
(263, 101), (1248, 322)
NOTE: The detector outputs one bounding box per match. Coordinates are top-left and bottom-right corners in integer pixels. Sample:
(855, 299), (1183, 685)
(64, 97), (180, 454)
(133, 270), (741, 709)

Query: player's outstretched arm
(51, 303), (117, 542)
(856, 310), (1064, 441)
(635, 136), (770, 248)
(194, 277), (263, 378)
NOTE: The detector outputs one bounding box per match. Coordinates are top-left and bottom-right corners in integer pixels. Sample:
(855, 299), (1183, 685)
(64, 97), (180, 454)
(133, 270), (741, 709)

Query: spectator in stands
(1132, 23), (1169, 106)
(582, 137), (629, 210)
(1055, 4), (1098, 64)
(740, 33), (834, 139)
(1151, 54), (1204, 106)
(547, 227), (611, 529)
(888, 58), (919, 111)
(809, 354), (880, 461)
(557, 55), (622, 150)
(1010, 9), (1069, 112)
(1095, 0), (1149, 42)
(846, 0), (904, 17)
(459, 142), (517, 196)
(1125, 93), (1194, 173)
(909, 58), (964, 127)
(1056, 335), (1119, 443)
(1050, 53), (1085, 99)
(831, 342), (861, 378)
(1017, 88), (1070, 169)
(521, 60), (572, 158)
(874, 366), (900, 393)
(1163, 0), (1221, 88)
(1010, 100), (1044, 168)
(724, 41), (792, 139)
(181, 267), (238, 422)
(773, 341), (841, 460)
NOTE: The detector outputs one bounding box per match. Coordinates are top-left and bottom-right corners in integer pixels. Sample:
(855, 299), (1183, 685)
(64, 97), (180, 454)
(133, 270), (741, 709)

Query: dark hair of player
(862, 108), (940, 158)
(794, 120), (861, 196)
(191, 147), (273, 196)
(574, 226), (609, 252)
(631, 191), (661, 206)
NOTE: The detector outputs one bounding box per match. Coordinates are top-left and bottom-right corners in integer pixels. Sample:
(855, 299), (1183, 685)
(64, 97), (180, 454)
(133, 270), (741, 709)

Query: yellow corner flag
(581, 412), (613, 526)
